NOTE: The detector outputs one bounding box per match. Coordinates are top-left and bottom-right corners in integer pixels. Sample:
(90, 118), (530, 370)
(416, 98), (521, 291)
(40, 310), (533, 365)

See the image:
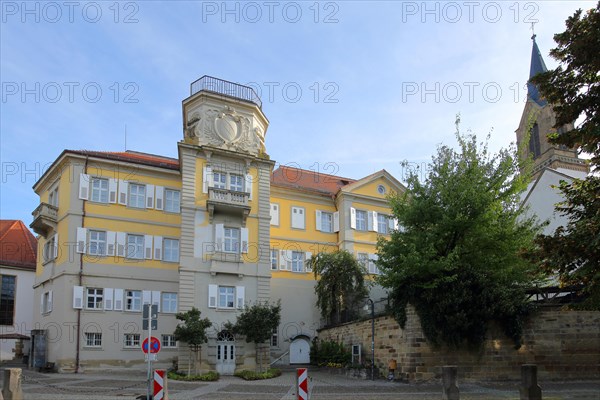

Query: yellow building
(30, 76), (405, 373)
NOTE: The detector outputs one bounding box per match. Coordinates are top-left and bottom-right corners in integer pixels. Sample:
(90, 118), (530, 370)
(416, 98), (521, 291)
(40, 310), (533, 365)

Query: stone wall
(317, 307), (600, 382)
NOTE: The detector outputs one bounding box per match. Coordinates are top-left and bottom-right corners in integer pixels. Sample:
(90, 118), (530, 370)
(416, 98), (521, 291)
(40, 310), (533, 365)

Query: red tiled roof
(271, 166), (356, 196)
(68, 150), (180, 170)
(0, 220), (37, 270)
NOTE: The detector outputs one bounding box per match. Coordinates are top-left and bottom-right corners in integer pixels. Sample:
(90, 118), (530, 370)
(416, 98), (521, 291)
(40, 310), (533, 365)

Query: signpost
(142, 304), (159, 400)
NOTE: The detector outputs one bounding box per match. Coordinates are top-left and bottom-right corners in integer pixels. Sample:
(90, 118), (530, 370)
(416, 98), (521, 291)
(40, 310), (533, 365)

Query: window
(162, 334), (177, 348)
(48, 185), (59, 207)
(321, 212), (333, 233)
(377, 214), (389, 235)
(218, 286), (235, 308)
(369, 256), (380, 275)
(163, 239), (179, 262)
(125, 290), (142, 311)
(86, 288), (103, 309)
(42, 291), (52, 314)
(357, 253), (369, 269)
(291, 251), (304, 273)
(43, 235), (57, 263)
(127, 234), (144, 259)
(213, 172), (227, 189)
(91, 178), (109, 203)
(224, 228), (240, 253)
(124, 333), (140, 348)
(270, 249), (278, 270)
(162, 292), (177, 313)
(291, 207), (305, 229)
(84, 332), (102, 347)
(271, 327), (278, 347)
(128, 183), (146, 208)
(356, 210), (367, 231)
(88, 230), (107, 256)
(0, 275), (16, 325)
(529, 123), (541, 158)
(230, 174), (244, 192)
(165, 189), (180, 213)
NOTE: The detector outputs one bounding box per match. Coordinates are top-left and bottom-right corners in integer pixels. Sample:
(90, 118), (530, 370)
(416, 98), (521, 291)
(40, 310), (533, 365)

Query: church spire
(527, 33), (548, 106)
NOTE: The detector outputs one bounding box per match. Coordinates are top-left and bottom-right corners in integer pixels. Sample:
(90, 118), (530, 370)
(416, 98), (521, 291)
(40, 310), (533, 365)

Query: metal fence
(189, 75), (262, 108)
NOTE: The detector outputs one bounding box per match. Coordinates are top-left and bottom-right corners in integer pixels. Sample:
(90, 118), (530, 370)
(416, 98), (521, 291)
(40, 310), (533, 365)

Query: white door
(216, 331), (236, 375)
(290, 337), (310, 364)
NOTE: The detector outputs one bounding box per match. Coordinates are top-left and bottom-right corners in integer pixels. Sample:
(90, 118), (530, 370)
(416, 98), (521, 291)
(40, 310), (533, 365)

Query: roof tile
(0, 220), (37, 269)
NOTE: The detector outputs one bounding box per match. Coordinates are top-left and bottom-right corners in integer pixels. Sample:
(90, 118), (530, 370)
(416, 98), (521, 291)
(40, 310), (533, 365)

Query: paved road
(2, 367), (599, 400)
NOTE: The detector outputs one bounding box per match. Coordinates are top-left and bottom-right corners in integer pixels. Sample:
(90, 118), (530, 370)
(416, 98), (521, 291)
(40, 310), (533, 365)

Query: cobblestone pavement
(1, 366), (599, 400)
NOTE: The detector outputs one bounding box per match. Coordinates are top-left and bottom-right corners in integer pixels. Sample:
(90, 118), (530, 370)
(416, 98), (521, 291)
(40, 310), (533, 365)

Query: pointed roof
(527, 35), (549, 106)
(0, 220), (37, 270)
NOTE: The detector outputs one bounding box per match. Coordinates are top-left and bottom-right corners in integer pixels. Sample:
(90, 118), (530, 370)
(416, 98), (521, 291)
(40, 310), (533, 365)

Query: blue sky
(0, 0), (595, 227)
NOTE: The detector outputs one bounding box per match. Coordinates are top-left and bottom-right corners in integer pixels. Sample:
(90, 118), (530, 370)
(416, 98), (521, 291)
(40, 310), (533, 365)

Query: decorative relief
(186, 106), (264, 156)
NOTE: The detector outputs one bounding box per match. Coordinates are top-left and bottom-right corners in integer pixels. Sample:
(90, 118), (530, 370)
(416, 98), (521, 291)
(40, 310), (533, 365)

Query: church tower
(515, 34), (588, 179)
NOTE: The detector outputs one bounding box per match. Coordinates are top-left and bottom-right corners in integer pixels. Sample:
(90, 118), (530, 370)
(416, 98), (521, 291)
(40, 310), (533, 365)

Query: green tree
(311, 250), (369, 325)
(528, 3), (600, 310)
(231, 301), (281, 372)
(174, 307), (212, 375)
(377, 125), (543, 348)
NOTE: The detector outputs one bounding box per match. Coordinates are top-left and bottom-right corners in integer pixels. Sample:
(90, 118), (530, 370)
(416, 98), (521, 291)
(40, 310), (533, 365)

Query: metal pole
(147, 304), (152, 400)
(369, 298), (375, 381)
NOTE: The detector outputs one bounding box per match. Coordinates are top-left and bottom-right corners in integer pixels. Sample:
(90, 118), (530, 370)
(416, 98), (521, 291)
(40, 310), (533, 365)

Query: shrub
(167, 370), (219, 381)
(310, 339), (351, 366)
(234, 368), (282, 380)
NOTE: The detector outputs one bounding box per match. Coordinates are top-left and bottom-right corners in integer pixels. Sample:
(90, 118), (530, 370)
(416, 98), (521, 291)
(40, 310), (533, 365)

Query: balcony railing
(30, 202), (58, 237)
(208, 187), (249, 206)
(190, 75), (262, 109)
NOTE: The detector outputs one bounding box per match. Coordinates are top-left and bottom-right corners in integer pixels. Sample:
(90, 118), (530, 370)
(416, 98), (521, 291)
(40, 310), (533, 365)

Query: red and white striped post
(154, 369), (168, 400)
(297, 367), (308, 400)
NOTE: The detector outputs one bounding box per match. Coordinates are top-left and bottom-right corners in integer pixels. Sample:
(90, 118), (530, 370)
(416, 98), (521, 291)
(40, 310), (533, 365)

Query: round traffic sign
(142, 336), (161, 354)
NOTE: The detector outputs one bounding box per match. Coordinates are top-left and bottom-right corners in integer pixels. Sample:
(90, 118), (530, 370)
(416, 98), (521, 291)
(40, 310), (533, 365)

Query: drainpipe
(75, 157), (88, 373)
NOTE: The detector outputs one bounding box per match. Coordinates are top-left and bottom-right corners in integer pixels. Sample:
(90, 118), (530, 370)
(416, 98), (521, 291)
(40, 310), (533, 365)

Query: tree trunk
(187, 349), (191, 376)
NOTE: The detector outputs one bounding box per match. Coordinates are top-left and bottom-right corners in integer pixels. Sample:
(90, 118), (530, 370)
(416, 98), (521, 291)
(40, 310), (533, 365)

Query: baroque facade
(30, 76), (404, 373)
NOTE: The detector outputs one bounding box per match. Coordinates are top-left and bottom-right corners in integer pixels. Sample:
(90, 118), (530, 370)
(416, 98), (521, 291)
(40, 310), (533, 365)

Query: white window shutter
(48, 290), (53, 312)
(146, 184), (155, 208)
(142, 290), (151, 305)
(53, 233), (59, 259)
(108, 178), (118, 203)
(315, 210), (322, 231)
(106, 231), (116, 256)
(79, 173), (90, 200)
(333, 211), (340, 232)
(350, 207), (357, 229)
(153, 236), (163, 260)
(236, 286), (245, 309)
(118, 180), (128, 205)
(116, 232), (126, 257)
(40, 293), (44, 314)
(114, 289), (124, 311)
(394, 218), (400, 231)
(286, 250), (293, 271)
(151, 291), (161, 312)
(369, 211), (378, 232)
(76, 227), (87, 254)
(279, 250), (287, 270)
(73, 286), (84, 309)
(215, 224), (224, 251)
(203, 166), (213, 193)
(388, 217), (395, 230)
(144, 235), (153, 259)
(208, 284), (217, 308)
(104, 288), (114, 310)
(240, 228), (249, 254)
(270, 204), (279, 226)
(245, 174), (253, 200)
(155, 186), (164, 210)
(305, 252), (313, 272)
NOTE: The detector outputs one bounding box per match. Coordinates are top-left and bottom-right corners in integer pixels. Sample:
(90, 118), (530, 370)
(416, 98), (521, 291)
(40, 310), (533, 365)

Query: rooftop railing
(190, 75), (262, 108)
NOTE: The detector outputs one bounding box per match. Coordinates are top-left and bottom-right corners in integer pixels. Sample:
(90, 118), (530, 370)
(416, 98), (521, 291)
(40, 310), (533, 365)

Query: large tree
(311, 250), (369, 325)
(377, 125), (543, 348)
(529, 3), (600, 310)
(174, 307), (212, 375)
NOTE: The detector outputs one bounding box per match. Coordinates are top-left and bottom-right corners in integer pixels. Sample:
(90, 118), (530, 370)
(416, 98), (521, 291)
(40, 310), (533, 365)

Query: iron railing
(190, 75), (262, 108)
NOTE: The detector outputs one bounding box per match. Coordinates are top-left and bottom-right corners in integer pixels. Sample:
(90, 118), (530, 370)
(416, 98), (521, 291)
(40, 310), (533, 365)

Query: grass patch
(167, 370), (219, 381)
(234, 368), (282, 380)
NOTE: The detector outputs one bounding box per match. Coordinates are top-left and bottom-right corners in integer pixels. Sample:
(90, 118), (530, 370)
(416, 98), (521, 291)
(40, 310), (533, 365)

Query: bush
(167, 370), (219, 381)
(234, 368), (282, 380)
(310, 339), (351, 367)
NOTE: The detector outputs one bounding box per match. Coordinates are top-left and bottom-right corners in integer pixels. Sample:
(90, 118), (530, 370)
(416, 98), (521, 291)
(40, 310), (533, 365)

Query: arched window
(529, 123), (541, 158)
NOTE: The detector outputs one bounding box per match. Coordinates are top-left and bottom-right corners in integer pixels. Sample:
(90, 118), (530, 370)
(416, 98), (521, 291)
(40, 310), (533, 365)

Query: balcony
(207, 187), (251, 225)
(30, 203), (58, 238)
(190, 75), (262, 109)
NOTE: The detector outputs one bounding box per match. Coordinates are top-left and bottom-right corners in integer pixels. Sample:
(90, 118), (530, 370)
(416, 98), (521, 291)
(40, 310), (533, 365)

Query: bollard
(519, 364), (542, 400)
(442, 366), (459, 400)
(153, 369), (168, 400)
(297, 368), (308, 400)
(2, 368), (23, 400)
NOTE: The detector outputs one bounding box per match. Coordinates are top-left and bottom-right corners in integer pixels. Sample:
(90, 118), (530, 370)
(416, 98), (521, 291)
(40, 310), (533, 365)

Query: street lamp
(365, 298), (375, 380)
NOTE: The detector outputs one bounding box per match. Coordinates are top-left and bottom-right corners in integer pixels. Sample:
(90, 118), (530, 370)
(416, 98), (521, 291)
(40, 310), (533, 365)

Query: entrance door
(216, 330), (236, 375)
(289, 337), (310, 364)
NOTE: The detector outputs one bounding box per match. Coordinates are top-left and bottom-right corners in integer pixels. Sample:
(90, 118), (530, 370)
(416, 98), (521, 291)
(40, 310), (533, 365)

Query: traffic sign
(297, 368), (308, 400)
(142, 318), (158, 330)
(145, 353), (158, 362)
(142, 336), (161, 354)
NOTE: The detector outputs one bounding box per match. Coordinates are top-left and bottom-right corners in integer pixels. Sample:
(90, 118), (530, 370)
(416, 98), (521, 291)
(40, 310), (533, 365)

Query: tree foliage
(311, 250), (369, 325)
(376, 126), (543, 348)
(528, 3), (600, 310)
(174, 307), (212, 375)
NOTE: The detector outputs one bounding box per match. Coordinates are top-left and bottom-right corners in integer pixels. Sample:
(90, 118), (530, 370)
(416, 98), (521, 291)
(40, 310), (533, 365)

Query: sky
(0, 0), (596, 227)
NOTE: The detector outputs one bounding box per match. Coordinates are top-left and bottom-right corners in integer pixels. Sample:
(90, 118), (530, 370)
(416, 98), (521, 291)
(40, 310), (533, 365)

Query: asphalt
(1, 364), (599, 400)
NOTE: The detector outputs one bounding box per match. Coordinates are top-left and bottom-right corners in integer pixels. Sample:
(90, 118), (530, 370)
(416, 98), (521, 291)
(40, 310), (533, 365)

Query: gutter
(75, 156), (88, 373)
